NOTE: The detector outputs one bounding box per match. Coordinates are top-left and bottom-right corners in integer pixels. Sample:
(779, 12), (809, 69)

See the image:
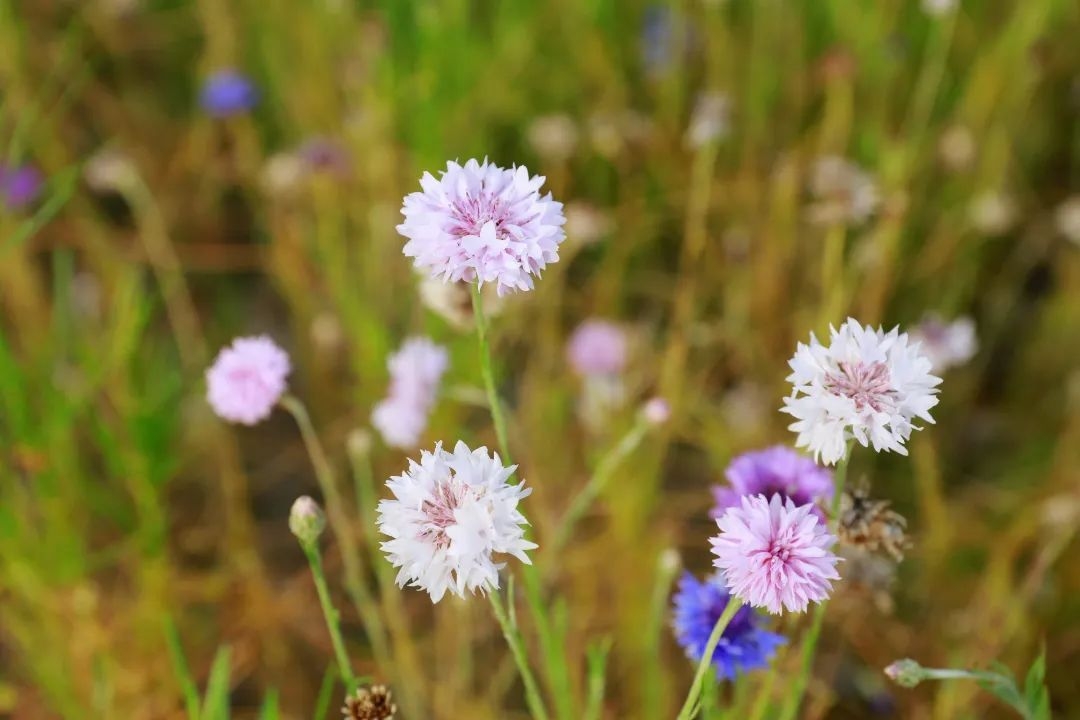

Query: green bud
(289, 496), (326, 547)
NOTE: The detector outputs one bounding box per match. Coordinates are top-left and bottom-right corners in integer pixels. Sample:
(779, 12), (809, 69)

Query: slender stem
(676, 598), (744, 720)
(778, 444), (852, 720)
(488, 589), (552, 720)
(301, 542), (358, 692)
(279, 397), (394, 687)
(552, 419), (649, 553)
(471, 285), (513, 464)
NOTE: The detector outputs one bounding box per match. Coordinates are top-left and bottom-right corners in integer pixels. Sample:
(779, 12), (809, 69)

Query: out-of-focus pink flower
(397, 159), (566, 295)
(371, 337), (449, 449)
(566, 320), (627, 377)
(206, 336), (290, 425)
(711, 494), (841, 614)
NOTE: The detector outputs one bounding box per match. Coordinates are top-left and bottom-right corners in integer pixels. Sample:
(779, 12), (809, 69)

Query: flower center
(420, 476), (474, 549)
(824, 360), (895, 412)
(449, 193), (509, 239)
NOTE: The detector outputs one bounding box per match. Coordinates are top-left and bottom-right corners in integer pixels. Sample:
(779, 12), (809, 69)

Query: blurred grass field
(1, 0), (1079, 718)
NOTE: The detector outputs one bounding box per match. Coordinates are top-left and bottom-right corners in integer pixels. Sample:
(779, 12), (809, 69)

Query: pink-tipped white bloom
(781, 319), (941, 465)
(206, 336), (290, 425)
(377, 441), (537, 603)
(371, 337), (448, 449)
(909, 314), (977, 372)
(566, 320), (628, 377)
(397, 159), (566, 296)
(711, 494), (841, 614)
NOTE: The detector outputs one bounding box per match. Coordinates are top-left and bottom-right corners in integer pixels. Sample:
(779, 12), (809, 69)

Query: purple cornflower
(0, 163), (43, 210)
(711, 446), (833, 520)
(672, 572), (785, 680)
(298, 136), (352, 178)
(199, 70), (259, 118)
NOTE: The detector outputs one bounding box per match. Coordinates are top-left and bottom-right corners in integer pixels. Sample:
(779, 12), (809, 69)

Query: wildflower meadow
(2, 1), (1079, 718)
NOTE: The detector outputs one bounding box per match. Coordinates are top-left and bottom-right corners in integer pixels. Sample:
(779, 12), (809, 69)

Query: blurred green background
(1, 0), (1078, 718)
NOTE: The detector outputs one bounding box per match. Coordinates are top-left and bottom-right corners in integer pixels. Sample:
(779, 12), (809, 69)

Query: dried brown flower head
(343, 685), (396, 720)
(838, 480), (910, 561)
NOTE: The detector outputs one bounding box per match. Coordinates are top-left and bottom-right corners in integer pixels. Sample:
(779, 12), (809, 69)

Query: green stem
(301, 542), (358, 692)
(778, 443), (852, 720)
(551, 418), (649, 553)
(488, 589), (552, 720)
(279, 397), (393, 687)
(676, 598), (744, 720)
(470, 285), (513, 464)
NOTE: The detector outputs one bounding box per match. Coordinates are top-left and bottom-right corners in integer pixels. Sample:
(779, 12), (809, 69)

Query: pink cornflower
(206, 336), (290, 425)
(711, 494), (841, 614)
(397, 158), (566, 295)
(566, 320), (628, 377)
(371, 337), (449, 449)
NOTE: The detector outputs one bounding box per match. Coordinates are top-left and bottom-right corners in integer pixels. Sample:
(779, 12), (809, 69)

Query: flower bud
(289, 496), (326, 546)
(884, 659), (926, 688)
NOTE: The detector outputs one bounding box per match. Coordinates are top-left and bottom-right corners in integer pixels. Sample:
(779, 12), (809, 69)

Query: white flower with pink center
(781, 318), (941, 465)
(377, 441), (537, 603)
(397, 158), (566, 296)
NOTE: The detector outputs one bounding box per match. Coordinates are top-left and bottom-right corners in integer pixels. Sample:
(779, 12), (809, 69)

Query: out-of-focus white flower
(377, 441), (537, 603)
(418, 275), (505, 331)
(806, 156), (880, 226)
(588, 110), (654, 159)
(397, 159), (567, 295)
(781, 318), (941, 465)
(527, 114), (579, 161)
(261, 152), (306, 198)
(371, 338), (448, 449)
(685, 92), (731, 149)
(969, 191), (1017, 235)
(922, 0), (957, 17)
(564, 202), (613, 249)
(641, 397), (671, 426)
(84, 148), (137, 193)
(909, 314), (977, 371)
(938, 125), (976, 172)
(309, 312), (344, 352)
(1054, 196), (1080, 245)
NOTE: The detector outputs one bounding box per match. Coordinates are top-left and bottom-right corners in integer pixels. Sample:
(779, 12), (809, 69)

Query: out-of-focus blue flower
(199, 70), (258, 118)
(640, 6), (675, 74)
(672, 572), (785, 680)
(0, 163), (43, 210)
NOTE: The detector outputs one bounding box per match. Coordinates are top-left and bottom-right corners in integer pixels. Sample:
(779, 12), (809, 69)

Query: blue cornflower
(199, 70), (258, 118)
(672, 572), (786, 680)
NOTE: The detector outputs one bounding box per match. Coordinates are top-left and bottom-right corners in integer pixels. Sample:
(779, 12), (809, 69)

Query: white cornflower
(781, 319), (941, 465)
(909, 314), (977, 372)
(685, 92), (731, 149)
(377, 441), (537, 603)
(1055, 195), (1080, 245)
(806, 156), (880, 226)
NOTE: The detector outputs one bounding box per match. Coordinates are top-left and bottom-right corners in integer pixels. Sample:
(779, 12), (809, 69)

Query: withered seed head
(837, 479), (910, 562)
(342, 684), (396, 720)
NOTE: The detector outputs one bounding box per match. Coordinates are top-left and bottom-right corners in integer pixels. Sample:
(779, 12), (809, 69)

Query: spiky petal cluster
(206, 336), (290, 425)
(397, 159), (566, 295)
(672, 572), (786, 680)
(377, 442), (537, 603)
(712, 494), (841, 614)
(781, 318), (941, 465)
(371, 337), (449, 449)
(711, 446), (833, 520)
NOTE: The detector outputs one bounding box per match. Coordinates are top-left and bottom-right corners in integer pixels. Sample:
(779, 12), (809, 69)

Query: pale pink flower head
(371, 337), (449, 449)
(397, 158), (566, 295)
(566, 319), (628, 377)
(711, 494), (841, 614)
(206, 336), (290, 425)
